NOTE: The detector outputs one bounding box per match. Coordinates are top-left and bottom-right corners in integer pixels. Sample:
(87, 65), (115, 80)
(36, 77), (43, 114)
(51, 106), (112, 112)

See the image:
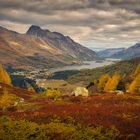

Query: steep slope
(97, 48), (125, 58)
(0, 25), (96, 70)
(26, 25), (96, 61)
(111, 43), (140, 59)
(0, 26), (67, 69)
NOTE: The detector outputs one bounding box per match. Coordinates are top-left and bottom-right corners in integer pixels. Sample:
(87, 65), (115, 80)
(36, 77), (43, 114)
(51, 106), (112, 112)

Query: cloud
(0, 0), (140, 48)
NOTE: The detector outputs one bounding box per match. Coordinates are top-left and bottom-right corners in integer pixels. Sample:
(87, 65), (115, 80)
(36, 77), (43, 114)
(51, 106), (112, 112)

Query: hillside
(0, 25), (96, 70)
(0, 56), (140, 140)
(111, 43), (140, 59)
(58, 57), (140, 85)
(0, 83), (140, 139)
(0, 83), (35, 100)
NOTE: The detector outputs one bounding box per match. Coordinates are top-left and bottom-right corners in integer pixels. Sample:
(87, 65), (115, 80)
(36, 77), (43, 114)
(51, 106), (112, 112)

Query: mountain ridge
(26, 25), (96, 60)
(0, 25), (97, 70)
(111, 43), (140, 59)
(97, 48), (125, 58)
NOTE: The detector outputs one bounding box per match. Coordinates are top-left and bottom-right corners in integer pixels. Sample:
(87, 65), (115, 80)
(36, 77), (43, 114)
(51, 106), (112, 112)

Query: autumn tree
(104, 77), (111, 92)
(104, 73), (121, 92)
(129, 73), (140, 93)
(98, 74), (110, 91)
(134, 64), (140, 76)
(0, 93), (19, 111)
(0, 64), (11, 85)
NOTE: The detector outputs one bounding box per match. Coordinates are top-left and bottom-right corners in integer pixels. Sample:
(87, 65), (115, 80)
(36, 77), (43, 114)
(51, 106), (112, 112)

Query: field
(38, 80), (78, 93)
(0, 84), (140, 140)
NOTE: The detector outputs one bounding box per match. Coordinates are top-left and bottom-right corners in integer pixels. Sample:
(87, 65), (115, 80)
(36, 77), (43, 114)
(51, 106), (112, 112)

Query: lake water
(50, 58), (121, 73)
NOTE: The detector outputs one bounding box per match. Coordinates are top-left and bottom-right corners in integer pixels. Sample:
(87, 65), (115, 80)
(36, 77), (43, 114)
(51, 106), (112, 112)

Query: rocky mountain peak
(27, 25), (41, 34)
(27, 25), (41, 31)
(26, 25), (72, 41)
(26, 25), (50, 37)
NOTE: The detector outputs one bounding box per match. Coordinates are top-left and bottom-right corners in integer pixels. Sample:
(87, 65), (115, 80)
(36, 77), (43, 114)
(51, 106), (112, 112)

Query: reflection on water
(50, 58), (121, 73)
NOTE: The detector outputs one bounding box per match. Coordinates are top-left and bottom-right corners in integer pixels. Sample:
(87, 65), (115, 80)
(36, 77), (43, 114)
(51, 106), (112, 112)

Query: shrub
(0, 117), (46, 140)
(0, 92), (19, 111)
(0, 117), (122, 140)
(44, 89), (61, 100)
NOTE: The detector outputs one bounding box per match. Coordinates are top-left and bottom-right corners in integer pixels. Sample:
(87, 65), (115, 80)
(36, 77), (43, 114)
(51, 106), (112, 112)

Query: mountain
(97, 48), (125, 58)
(0, 25), (96, 70)
(111, 43), (140, 59)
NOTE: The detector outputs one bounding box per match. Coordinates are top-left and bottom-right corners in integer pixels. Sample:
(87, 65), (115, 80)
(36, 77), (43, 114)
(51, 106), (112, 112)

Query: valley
(0, 0), (140, 139)
(10, 58), (119, 80)
(0, 54), (140, 140)
(0, 26), (140, 140)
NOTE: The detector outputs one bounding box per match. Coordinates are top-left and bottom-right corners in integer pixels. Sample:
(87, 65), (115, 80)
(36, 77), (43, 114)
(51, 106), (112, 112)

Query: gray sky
(0, 0), (140, 49)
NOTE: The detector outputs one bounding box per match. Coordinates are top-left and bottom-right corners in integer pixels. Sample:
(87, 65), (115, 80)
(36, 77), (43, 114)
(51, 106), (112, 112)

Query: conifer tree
(104, 73), (121, 92)
(129, 64), (140, 93)
(98, 74), (110, 91)
(129, 73), (140, 93)
(0, 64), (11, 85)
(134, 64), (140, 76)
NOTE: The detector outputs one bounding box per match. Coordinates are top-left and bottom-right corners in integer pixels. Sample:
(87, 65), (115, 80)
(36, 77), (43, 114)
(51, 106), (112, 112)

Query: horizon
(0, 0), (140, 49)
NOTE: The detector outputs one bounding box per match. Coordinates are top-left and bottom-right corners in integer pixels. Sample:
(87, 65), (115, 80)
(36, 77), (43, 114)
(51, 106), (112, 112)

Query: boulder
(116, 90), (124, 96)
(73, 87), (89, 97)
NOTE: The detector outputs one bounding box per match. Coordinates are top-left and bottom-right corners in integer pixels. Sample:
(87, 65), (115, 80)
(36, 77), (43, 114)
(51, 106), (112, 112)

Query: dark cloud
(0, 0), (139, 14)
(0, 0), (140, 48)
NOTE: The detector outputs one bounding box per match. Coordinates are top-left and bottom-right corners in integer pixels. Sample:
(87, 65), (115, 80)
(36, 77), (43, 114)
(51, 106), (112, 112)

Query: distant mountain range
(97, 43), (140, 59)
(111, 43), (140, 59)
(97, 48), (125, 58)
(0, 25), (96, 70)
